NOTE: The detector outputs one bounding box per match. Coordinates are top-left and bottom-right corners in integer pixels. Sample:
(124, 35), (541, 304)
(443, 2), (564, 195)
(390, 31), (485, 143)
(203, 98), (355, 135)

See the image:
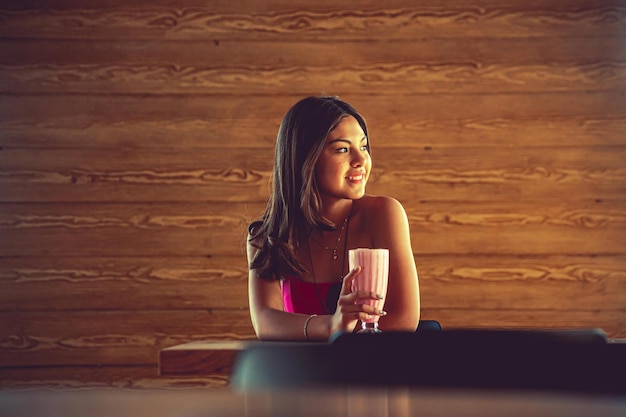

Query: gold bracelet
(303, 314), (318, 340)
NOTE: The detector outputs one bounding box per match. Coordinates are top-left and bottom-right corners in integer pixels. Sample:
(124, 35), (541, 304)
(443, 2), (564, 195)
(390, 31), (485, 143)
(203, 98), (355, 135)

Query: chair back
(417, 320), (442, 332)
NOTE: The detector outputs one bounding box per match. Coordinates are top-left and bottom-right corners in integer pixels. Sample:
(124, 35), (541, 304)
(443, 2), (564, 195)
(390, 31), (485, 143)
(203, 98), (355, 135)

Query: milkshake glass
(349, 248), (389, 333)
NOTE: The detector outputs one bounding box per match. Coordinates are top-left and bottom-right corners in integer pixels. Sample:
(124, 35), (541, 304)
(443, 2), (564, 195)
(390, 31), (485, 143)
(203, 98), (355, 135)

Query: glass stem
(362, 322), (379, 331)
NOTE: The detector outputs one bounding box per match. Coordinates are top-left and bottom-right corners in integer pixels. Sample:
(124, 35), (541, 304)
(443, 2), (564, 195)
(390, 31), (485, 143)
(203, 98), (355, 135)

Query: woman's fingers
(340, 290), (383, 306)
(336, 302), (387, 317)
(332, 267), (387, 334)
(339, 268), (383, 300)
(339, 266), (361, 295)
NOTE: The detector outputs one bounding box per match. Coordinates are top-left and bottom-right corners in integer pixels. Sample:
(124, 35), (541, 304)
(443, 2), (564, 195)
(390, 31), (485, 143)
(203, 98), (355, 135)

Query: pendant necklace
(306, 208), (352, 314)
(313, 213), (350, 261)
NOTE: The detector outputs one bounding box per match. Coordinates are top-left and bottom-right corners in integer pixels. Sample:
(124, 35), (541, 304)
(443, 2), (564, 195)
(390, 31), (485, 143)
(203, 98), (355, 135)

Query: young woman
(247, 96), (420, 341)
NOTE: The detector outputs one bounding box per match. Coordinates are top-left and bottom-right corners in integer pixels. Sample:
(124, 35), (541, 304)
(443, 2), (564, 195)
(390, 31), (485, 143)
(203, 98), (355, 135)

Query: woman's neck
(320, 199), (354, 226)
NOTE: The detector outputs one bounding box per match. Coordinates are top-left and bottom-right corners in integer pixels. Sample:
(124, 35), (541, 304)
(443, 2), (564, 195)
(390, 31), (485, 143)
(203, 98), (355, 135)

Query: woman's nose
(351, 151), (365, 167)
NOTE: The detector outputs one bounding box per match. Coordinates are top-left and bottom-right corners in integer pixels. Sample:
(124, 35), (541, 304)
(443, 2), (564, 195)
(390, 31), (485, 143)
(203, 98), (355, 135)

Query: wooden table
(159, 340), (252, 378)
(159, 336), (626, 378)
(159, 340), (318, 378)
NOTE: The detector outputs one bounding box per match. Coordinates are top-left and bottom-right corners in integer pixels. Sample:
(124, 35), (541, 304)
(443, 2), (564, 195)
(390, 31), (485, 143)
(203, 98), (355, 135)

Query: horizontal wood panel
(0, 366), (225, 389)
(1, 0), (618, 11)
(416, 255), (626, 311)
(1, 44), (623, 95)
(4, 146), (624, 171)
(405, 202), (626, 256)
(3, 94), (624, 129)
(0, 146), (276, 203)
(0, 3), (623, 40)
(0, 256), (250, 311)
(1, 201), (625, 256)
(2, 38), (624, 66)
(0, 310), (256, 367)
(1, 0), (624, 388)
(424, 308), (626, 338)
(2, 115), (625, 149)
(2, 147), (625, 202)
(1, 255), (624, 312)
(1, 308), (623, 369)
(0, 202), (255, 257)
(3, 61), (622, 95)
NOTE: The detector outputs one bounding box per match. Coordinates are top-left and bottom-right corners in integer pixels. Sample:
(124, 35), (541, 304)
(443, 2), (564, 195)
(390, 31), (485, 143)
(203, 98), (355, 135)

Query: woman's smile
(315, 115), (372, 201)
(347, 171), (366, 183)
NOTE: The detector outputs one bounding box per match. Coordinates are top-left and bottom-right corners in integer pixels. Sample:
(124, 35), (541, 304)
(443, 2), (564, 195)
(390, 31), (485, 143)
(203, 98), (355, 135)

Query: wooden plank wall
(1, 0), (625, 388)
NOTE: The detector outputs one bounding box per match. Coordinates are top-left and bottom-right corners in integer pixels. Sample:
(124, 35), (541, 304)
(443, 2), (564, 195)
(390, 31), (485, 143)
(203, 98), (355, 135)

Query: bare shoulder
(353, 195), (411, 247)
(356, 194), (407, 218)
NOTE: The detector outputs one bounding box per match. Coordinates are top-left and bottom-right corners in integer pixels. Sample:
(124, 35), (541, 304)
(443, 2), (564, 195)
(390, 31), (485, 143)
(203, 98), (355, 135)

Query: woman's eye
(335, 147), (348, 153)
(360, 145), (368, 151)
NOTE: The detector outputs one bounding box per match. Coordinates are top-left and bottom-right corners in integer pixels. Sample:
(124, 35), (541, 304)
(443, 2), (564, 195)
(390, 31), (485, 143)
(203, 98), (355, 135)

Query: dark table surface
(159, 330), (625, 379)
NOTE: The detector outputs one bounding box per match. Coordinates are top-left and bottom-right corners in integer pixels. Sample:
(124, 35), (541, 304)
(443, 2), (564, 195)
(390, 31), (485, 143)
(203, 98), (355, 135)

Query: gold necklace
(306, 215), (351, 313)
(312, 214), (349, 261)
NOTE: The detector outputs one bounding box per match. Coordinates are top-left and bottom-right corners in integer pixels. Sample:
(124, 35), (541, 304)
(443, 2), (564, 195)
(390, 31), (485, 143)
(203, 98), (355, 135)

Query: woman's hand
(329, 266), (386, 336)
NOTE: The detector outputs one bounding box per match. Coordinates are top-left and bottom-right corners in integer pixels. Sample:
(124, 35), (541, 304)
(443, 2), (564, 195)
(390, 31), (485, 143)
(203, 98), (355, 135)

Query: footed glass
(349, 248), (389, 333)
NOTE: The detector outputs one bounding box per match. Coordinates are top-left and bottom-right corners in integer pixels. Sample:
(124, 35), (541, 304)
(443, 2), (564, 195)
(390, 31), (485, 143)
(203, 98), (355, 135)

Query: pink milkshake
(349, 248), (389, 332)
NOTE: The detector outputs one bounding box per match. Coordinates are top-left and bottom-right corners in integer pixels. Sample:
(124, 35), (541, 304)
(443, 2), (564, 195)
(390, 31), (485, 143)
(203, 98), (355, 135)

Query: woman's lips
(347, 173), (365, 181)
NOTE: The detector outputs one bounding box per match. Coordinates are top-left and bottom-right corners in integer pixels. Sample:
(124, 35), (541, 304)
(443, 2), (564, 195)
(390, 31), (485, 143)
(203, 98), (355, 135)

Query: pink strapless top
(282, 276), (342, 315)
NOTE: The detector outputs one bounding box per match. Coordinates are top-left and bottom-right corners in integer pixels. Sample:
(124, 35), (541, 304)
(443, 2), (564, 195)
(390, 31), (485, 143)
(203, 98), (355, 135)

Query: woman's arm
(247, 236), (383, 340)
(370, 196), (420, 331)
(247, 238), (313, 340)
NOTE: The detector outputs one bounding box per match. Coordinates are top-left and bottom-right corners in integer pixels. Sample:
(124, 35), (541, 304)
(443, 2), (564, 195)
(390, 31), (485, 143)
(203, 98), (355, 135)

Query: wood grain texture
(159, 342), (242, 377)
(1, 2), (624, 40)
(1, 306), (623, 370)
(416, 255), (626, 311)
(0, 310), (255, 367)
(2, 114), (625, 149)
(423, 308), (626, 338)
(0, 0), (624, 388)
(2, 37), (624, 66)
(4, 61), (623, 95)
(0, 365), (226, 389)
(1, 201), (624, 256)
(2, 146), (625, 202)
(1, 0), (620, 10)
(3, 93), (626, 124)
(2, 255), (623, 312)
(0, 256), (250, 311)
(1, 41), (624, 95)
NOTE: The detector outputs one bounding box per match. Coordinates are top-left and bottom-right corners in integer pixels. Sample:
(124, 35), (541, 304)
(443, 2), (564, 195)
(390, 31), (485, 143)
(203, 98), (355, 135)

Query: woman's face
(314, 115), (371, 202)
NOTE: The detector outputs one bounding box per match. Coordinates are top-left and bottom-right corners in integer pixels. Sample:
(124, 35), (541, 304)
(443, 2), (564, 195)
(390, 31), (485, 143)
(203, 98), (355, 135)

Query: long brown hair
(248, 96), (370, 280)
